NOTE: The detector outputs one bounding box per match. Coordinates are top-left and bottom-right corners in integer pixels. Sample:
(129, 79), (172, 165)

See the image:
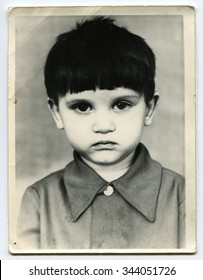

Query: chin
(90, 154), (122, 166)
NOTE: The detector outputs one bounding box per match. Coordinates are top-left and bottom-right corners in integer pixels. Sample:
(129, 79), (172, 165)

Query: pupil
(117, 102), (126, 109)
(79, 104), (88, 111)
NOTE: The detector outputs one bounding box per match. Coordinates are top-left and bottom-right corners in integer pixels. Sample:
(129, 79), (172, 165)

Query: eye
(113, 101), (132, 111)
(71, 102), (92, 113)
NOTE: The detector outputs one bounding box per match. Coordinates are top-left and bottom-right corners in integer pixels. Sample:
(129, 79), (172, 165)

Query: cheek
(118, 112), (145, 135)
(62, 118), (90, 144)
(64, 123), (81, 138)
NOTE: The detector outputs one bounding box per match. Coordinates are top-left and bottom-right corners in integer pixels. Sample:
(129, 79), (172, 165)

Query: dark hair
(44, 16), (156, 105)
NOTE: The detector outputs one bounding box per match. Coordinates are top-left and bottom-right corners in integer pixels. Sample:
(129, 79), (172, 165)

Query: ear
(48, 99), (64, 129)
(144, 92), (159, 126)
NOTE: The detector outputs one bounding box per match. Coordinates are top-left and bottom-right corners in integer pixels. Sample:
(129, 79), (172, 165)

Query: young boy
(17, 17), (185, 250)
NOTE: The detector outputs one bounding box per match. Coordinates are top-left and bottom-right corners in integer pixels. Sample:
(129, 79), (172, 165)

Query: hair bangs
(44, 17), (155, 105)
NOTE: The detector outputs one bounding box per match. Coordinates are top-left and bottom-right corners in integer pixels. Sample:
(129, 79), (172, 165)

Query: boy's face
(50, 88), (157, 167)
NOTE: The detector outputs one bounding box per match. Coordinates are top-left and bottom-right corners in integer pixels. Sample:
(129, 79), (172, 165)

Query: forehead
(62, 87), (141, 101)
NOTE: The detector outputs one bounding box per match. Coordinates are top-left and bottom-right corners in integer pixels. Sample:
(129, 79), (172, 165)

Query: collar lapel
(63, 144), (162, 223)
(63, 152), (107, 222)
(113, 144), (163, 222)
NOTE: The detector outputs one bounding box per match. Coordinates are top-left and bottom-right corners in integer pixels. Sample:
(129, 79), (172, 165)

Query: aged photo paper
(8, 6), (196, 254)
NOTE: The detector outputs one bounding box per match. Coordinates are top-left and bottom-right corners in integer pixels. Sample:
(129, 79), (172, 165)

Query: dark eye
(113, 101), (132, 111)
(72, 102), (92, 113)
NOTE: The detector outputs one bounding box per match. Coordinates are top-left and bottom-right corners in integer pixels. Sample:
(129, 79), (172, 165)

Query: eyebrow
(112, 95), (142, 104)
(112, 95), (140, 100)
(66, 93), (140, 100)
(64, 93), (141, 105)
(65, 99), (92, 106)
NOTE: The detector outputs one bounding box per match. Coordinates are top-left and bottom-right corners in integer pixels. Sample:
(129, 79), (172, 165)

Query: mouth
(92, 141), (117, 150)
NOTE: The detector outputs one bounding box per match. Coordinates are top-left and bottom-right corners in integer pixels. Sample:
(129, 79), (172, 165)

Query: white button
(104, 185), (114, 196)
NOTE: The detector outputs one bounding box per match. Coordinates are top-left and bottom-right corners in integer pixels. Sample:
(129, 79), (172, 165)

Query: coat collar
(63, 143), (163, 223)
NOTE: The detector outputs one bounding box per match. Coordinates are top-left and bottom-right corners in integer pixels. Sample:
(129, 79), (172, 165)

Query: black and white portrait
(8, 6), (196, 254)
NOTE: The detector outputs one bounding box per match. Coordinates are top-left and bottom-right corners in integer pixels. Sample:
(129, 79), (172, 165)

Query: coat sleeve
(17, 186), (40, 250)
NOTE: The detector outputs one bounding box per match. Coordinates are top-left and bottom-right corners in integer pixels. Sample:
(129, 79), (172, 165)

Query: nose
(92, 113), (116, 134)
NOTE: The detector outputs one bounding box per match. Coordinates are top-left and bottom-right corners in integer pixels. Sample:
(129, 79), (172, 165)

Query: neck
(81, 152), (135, 182)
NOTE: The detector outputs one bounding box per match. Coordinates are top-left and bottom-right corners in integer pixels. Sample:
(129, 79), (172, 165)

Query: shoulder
(161, 167), (185, 203)
(24, 166), (69, 198)
(162, 167), (184, 185)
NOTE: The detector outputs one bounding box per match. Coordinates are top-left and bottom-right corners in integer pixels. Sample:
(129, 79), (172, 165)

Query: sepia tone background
(15, 14), (184, 213)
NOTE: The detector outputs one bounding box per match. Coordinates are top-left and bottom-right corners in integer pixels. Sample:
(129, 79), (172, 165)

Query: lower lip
(92, 143), (117, 150)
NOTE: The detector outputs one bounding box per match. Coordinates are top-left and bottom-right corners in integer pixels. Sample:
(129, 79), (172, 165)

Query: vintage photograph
(8, 6), (196, 254)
